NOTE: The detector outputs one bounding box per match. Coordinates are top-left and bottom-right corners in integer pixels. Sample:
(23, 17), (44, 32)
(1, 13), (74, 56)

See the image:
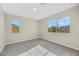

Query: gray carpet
(0, 38), (79, 56)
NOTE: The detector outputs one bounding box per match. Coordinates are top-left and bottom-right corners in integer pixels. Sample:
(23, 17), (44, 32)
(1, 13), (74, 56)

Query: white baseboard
(0, 43), (5, 53)
(41, 37), (79, 51)
(6, 37), (38, 45)
(5, 37), (79, 51)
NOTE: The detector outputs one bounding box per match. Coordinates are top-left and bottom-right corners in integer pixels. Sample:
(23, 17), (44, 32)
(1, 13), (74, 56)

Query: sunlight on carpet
(19, 45), (56, 56)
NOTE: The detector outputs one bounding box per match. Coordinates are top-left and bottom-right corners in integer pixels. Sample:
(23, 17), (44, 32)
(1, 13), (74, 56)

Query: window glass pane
(11, 19), (20, 26)
(58, 17), (65, 27)
(11, 19), (20, 33)
(58, 17), (65, 32)
(48, 16), (70, 33)
(64, 16), (70, 26)
(64, 16), (70, 33)
(48, 19), (57, 32)
(48, 19), (57, 27)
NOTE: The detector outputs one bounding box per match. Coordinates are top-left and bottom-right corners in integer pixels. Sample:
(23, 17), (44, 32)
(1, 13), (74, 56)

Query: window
(48, 19), (57, 32)
(48, 16), (70, 33)
(11, 19), (20, 33)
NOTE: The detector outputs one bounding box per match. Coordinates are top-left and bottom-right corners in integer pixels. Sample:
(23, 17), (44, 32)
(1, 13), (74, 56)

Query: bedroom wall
(0, 5), (6, 53)
(5, 14), (39, 44)
(39, 5), (79, 50)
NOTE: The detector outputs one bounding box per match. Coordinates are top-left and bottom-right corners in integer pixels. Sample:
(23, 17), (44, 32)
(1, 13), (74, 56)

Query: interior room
(0, 3), (79, 56)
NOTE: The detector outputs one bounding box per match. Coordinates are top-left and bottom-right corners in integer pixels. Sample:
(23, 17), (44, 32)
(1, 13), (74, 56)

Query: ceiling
(1, 3), (79, 20)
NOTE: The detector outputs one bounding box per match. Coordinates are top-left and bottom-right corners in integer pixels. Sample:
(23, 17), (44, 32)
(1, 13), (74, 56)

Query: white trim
(0, 43), (5, 53)
(41, 37), (79, 51)
(6, 37), (38, 45)
(5, 37), (79, 51)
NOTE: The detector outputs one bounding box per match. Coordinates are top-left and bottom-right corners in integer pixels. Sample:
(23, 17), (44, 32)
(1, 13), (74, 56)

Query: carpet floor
(0, 38), (79, 56)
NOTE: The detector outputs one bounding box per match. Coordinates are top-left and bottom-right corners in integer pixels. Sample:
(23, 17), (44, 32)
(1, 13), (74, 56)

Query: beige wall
(0, 6), (6, 52)
(5, 14), (39, 44)
(39, 6), (79, 50)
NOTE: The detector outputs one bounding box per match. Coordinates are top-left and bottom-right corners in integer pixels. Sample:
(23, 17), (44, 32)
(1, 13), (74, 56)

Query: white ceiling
(1, 3), (79, 20)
